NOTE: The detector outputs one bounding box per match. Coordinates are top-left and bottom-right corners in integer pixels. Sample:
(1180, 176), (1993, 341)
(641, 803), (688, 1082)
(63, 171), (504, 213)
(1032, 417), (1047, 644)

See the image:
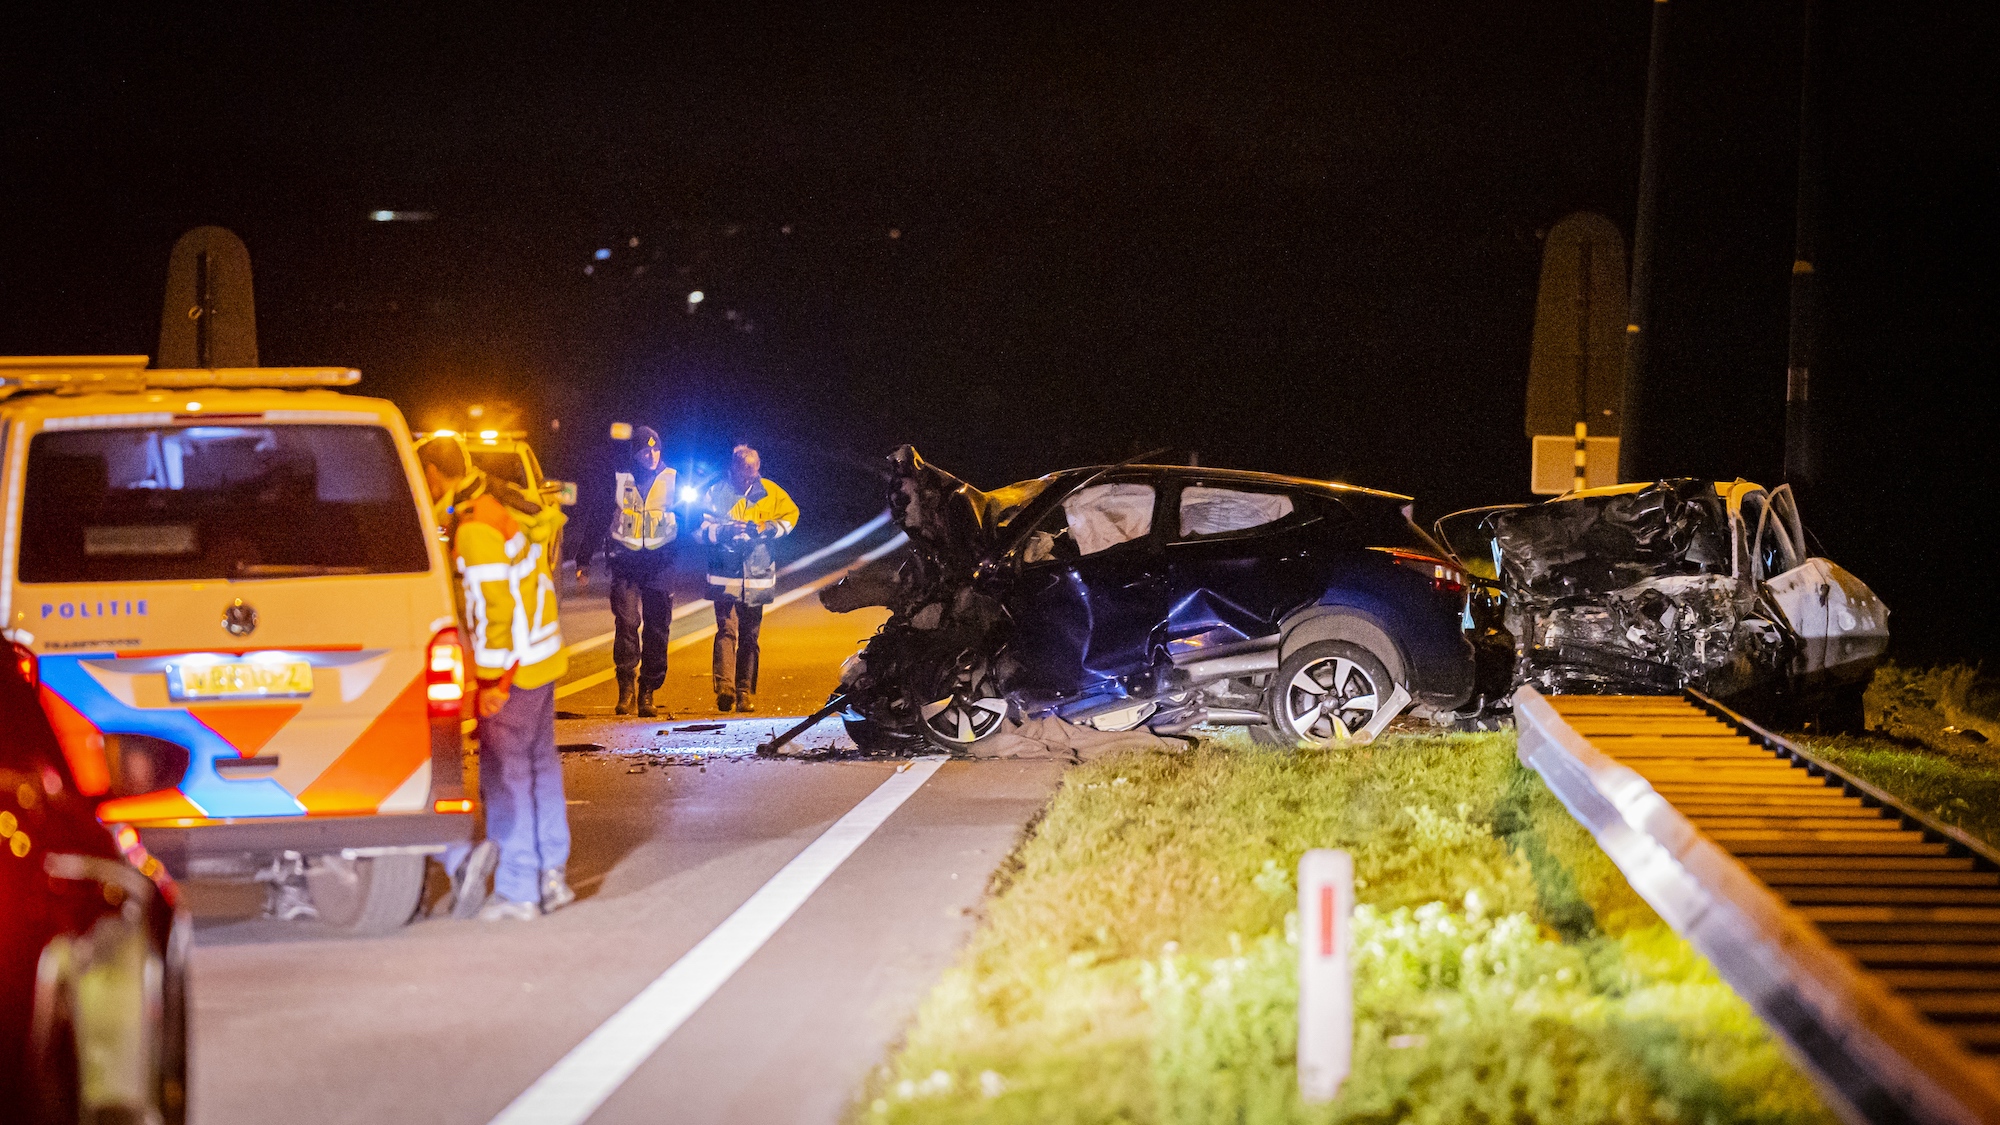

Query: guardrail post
(1297, 848), (1353, 1104)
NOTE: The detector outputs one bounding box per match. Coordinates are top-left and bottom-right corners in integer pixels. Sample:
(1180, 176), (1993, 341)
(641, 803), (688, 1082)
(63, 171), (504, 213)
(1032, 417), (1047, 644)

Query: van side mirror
(544, 481), (578, 506)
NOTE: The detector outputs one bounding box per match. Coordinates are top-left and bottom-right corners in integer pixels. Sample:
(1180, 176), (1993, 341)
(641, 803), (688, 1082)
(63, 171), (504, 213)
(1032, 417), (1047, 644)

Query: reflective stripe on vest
(459, 534), (564, 669)
(612, 468), (676, 550)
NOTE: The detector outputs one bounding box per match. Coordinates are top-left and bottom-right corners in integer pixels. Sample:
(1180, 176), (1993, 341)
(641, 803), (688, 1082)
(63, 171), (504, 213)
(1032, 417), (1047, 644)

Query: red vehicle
(1, 646), (189, 1124)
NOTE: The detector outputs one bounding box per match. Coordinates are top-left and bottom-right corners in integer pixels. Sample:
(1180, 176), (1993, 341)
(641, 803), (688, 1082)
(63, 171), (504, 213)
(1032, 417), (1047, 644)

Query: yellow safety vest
(612, 466), (677, 551)
(454, 490), (569, 690)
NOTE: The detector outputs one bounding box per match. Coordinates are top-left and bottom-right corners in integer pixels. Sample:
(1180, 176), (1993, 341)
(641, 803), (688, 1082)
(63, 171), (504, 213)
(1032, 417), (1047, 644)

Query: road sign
(1298, 848), (1353, 1103)
(159, 226), (259, 369)
(1526, 213), (1627, 493)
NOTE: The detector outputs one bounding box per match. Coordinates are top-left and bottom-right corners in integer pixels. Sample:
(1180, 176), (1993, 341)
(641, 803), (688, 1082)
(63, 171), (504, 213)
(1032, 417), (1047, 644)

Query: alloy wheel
(919, 693), (1009, 744)
(1283, 656), (1381, 742)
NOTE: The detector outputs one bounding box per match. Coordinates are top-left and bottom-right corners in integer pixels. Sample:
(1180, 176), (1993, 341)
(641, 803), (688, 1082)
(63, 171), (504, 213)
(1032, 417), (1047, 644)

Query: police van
(1, 356), (471, 932)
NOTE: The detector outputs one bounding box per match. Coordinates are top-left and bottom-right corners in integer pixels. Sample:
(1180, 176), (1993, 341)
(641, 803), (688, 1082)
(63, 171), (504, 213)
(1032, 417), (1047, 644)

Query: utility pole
(1784, 0), (1823, 487)
(1619, 0), (1670, 484)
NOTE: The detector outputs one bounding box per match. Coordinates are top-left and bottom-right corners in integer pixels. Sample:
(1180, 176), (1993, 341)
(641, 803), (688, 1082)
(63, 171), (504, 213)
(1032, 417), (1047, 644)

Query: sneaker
(477, 898), (541, 922)
(440, 839), (499, 920)
(717, 692), (735, 713)
(735, 693), (756, 714)
(637, 691), (657, 719)
(540, 868), (577, 914)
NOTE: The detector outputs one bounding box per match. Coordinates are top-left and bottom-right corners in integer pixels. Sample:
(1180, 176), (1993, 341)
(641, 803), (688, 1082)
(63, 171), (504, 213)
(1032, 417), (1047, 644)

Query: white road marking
(552, 533), (907, 701)
(485, 755), (947, 1125)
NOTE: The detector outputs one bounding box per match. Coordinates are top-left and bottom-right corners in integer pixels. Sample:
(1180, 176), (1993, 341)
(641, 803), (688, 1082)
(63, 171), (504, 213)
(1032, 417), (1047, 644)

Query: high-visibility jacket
(697, 477), (799, 605)
(441, 474), (569, 691)
(610, 464), (677, 553)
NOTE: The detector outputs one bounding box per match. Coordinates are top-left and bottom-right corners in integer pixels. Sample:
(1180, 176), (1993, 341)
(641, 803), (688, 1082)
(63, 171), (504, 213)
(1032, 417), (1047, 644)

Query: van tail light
(427, 628), (467, 719)
(10, 641), (37, 687)
(425, 627), (472, 813)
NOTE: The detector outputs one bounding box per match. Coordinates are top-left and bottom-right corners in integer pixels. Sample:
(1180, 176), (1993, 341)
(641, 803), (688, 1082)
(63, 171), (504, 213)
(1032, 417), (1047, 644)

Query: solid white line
(552, 533), (907, 701)
(486, 756), (947, 1125)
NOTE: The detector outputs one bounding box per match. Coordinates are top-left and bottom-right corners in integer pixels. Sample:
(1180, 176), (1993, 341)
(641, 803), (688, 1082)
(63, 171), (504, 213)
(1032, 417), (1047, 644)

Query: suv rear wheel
(1265, 641), (1394, 747)
(307, 853), (425, 934)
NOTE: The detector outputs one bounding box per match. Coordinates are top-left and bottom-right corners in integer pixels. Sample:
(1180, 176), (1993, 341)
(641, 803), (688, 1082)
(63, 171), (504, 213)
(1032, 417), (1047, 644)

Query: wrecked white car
(1440, 479), (1888, 727)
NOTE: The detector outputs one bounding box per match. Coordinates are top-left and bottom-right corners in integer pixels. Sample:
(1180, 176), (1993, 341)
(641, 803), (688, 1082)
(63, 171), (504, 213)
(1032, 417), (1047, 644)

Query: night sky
(4, 3), (1994, 660)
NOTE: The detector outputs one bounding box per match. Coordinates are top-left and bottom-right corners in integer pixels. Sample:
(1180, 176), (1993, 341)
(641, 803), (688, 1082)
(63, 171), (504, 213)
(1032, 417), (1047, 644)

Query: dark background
(3, 2), (1993, 660)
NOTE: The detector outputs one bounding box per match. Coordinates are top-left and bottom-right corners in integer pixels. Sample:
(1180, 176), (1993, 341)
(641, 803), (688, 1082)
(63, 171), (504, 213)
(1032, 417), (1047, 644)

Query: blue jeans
(443, 681), (569, 905)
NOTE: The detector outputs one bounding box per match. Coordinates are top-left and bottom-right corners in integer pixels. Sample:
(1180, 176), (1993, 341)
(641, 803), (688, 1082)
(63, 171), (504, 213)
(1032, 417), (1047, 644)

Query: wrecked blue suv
(822, 447), (1476, 752)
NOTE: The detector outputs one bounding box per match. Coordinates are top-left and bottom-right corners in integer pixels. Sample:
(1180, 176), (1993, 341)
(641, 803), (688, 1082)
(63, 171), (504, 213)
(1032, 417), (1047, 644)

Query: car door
(1755, 485), (1890, 677)
(1002, 479), (1168, 697)
(1162, 482), (1328, 654)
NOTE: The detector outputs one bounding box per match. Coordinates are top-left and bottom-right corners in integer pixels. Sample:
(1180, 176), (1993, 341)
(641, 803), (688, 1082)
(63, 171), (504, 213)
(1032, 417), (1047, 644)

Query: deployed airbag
(1178, 486), (1293, 537)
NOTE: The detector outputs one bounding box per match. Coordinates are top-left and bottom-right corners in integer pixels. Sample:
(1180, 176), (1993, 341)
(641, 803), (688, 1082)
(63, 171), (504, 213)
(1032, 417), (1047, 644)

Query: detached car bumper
(128, 811), (473, 878)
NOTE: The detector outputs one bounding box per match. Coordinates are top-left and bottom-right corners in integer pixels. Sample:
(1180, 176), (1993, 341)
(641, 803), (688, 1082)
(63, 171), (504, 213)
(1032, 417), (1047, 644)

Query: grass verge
(1796, 663), (2000, 845)
(858, 733), (1836, 1124)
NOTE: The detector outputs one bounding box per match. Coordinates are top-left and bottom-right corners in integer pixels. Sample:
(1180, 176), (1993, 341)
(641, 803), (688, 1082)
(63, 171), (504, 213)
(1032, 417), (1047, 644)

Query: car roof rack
(0, 356), (360, 399)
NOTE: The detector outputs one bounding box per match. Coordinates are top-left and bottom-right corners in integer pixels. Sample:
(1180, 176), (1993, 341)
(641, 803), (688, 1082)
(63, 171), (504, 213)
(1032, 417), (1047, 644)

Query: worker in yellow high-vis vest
(577, 425), (678, 716)
(696, 445), (799, 713)
(415, 435), (575, 921)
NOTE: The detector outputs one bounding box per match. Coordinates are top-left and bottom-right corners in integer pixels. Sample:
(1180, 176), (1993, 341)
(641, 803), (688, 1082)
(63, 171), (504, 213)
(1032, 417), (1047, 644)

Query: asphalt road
(181, 520), (1067, 1125)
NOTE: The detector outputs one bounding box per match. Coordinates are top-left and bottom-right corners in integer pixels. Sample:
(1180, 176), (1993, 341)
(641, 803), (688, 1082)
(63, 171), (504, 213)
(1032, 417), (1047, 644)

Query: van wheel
(1265, 641), (1396, 748)
(308, 854), (425, 935)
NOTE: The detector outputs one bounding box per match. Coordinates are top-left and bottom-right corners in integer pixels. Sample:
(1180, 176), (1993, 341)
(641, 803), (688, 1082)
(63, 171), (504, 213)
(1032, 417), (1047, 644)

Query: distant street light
(687, 290), (705, 313)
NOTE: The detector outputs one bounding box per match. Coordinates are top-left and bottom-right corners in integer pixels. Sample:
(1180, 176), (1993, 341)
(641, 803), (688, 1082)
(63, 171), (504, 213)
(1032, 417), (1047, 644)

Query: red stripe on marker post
(1298, 849), (1354, 1104)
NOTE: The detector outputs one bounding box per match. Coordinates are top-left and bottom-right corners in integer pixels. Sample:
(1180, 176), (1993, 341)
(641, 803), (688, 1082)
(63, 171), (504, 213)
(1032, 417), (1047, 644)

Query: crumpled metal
(1494, 480), (1786, 697)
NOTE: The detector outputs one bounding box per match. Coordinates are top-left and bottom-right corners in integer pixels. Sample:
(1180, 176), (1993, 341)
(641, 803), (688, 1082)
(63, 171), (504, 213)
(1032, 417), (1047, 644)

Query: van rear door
(13, 416), (456, 823)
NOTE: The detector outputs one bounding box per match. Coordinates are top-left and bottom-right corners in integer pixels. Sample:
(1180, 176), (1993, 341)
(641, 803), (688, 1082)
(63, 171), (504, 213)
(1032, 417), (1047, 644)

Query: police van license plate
(168, 660), (314, 700)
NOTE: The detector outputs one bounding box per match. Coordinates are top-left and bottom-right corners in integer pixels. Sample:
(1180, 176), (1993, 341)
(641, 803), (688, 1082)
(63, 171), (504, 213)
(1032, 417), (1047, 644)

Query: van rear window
(18, 424), (431, 582)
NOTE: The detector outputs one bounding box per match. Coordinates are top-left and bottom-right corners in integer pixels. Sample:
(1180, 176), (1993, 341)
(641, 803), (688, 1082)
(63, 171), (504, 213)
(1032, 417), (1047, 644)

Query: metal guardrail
(1514, 685), (2000, 1125)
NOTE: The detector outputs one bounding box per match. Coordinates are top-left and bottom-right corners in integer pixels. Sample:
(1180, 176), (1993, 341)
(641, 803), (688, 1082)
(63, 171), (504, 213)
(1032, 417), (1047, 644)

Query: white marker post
(1297, 848), (1354, 1104)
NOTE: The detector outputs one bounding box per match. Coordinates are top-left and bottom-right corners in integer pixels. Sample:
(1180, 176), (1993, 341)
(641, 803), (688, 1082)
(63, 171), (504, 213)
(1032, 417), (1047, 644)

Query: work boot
(716, 691), (735, 713)
(540, 867), (577, 914)
(735, 692), (756, 714)
(477, 898), (540, 922)
(637, 690), (657, 719)
(615, 677), (638, 716)
(434, 839), (498, 920)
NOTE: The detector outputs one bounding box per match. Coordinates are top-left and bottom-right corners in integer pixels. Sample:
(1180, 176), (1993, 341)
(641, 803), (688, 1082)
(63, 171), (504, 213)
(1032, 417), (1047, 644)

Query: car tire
(159, 919), (190, 1125)
(912, 652), (1011, 755)
(842, 714), (925, 755)
(31, 981), (82, 1125)
(1265, 640), (1397, 748)
(917, 694), (1012, 754)
(307, 853), (426, 935)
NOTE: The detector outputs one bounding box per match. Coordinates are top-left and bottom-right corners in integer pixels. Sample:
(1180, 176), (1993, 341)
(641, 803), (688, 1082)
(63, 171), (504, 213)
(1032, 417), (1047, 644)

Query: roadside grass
(857, 733), (1835, 1125)
(1796, 663), (2000, 845)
